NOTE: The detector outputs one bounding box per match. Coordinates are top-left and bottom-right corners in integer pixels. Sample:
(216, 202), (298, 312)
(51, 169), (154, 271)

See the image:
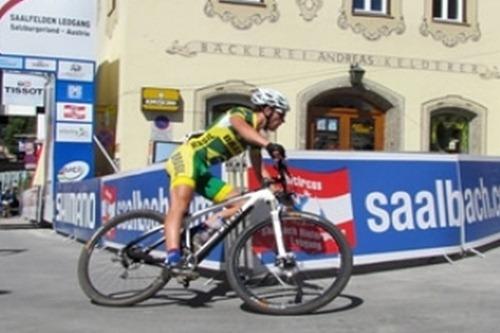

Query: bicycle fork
(269, 203), (296, 271)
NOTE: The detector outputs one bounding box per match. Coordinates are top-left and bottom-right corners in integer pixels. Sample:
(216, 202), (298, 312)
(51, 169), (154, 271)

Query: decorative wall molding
(165, 40), (500, 80)
(296, 0), (323, 21)
(420, 0), (481, 48)
(420, 19), (481, 48)
(204, 0), (279, 30)
(338, 0), (405, 41)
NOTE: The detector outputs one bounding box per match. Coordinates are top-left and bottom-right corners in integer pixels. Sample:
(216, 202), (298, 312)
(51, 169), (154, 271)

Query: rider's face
(266, 107), (286, 131)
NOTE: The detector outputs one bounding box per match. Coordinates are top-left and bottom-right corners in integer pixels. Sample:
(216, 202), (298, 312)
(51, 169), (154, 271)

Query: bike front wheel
(226, 210), (353, 315)
(77, 210), (168, 306)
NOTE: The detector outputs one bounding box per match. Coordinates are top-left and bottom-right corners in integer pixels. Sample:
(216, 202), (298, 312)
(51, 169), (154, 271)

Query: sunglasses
(274, 109), (286, 121)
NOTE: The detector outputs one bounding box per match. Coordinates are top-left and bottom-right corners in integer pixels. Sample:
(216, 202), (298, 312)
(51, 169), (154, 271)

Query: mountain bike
(77, 159), (353, 315)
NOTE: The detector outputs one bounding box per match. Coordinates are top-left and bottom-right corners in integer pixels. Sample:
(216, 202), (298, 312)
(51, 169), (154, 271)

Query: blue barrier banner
(459, 160), (500, 246)
(262, 153), (464, 264)
(101, 164), (224, 267)
(54, 178), (101, 241)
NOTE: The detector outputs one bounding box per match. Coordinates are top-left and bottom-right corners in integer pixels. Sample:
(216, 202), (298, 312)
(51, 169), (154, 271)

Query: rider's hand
(265, 143), (286, 160)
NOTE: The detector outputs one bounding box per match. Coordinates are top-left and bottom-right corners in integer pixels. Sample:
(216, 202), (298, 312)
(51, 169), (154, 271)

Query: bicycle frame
(125, 186), (289, 268)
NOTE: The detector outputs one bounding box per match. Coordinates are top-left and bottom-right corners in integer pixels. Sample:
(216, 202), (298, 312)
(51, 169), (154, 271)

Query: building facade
(95, 0), (500, 172)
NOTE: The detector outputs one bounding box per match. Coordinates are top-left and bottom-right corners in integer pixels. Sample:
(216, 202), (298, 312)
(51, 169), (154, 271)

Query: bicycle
(77, 159), (353, 315)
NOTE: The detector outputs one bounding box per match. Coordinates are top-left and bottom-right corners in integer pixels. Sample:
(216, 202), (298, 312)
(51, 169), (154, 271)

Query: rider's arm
(249, 147), (271, 186)
(230, 115), (269, 148)
(249, 147), (271, 185)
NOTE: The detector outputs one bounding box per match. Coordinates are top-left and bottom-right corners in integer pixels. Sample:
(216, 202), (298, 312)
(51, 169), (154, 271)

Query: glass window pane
(371, 0), (382, 11)
(316, 118), (327, 131)
(354, 0), (365, 10)
(351, 119), (375, 151)
(433, 0), (442, 18)
(448, 0), (458, 19)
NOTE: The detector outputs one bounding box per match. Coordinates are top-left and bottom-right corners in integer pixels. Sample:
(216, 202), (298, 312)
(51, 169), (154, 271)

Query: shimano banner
(54, 177), (100, 241)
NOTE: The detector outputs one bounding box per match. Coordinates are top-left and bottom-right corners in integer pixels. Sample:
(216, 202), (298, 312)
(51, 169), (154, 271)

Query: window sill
(432, 18), (469, 27)
(352, 10), (393, 19)
(219, 0), (266, 7)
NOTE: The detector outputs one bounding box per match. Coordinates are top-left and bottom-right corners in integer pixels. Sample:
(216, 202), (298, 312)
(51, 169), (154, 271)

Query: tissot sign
(1, 71), (46, 106)
(0, 0), (96, 59)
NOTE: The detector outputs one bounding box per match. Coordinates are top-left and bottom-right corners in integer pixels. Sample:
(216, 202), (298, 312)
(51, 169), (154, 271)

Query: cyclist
(163, 87), (289, 272)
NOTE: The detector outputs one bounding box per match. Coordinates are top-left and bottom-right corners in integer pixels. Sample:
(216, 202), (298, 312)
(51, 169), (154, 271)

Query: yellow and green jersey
(188, 106), (258, 165)
(165, 106), (258, 201)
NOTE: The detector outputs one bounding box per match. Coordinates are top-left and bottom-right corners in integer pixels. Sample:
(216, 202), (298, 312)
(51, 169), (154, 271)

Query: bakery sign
(141, 87), (182, 112)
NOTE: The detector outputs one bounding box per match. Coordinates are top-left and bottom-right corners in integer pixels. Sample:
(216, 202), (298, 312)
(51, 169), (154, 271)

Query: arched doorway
(306, 88), (392, 151)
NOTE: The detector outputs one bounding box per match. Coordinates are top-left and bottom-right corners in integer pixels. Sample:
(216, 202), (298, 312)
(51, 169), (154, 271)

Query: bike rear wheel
(77, 210), (168, 306)
(226, 210), (353, 315)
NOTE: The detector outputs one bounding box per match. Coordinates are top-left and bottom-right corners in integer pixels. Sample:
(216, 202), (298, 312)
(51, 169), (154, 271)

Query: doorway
(307, 107), (385, 150)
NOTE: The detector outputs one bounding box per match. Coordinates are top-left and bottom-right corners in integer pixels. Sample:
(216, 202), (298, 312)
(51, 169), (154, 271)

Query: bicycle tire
(226, 210), (353, 315)
(77, 209), (169, 306)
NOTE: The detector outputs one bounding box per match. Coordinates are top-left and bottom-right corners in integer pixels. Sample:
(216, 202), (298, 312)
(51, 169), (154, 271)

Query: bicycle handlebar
(264, 158), (295, 206)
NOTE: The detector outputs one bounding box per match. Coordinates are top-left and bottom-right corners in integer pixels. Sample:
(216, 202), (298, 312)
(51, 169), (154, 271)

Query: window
(432, 0), (464, 23)
(429, 111), (472, 153)
(353, 0), (388, 15)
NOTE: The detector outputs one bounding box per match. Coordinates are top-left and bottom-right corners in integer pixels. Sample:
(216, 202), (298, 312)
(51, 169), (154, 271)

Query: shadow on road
(0, 219), (38, 230)
(124, 278), (364, 315)
(0, 248), (27, 256)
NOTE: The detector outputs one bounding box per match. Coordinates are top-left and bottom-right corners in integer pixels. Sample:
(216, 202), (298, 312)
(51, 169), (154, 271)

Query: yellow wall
(96, 0), (500, 171)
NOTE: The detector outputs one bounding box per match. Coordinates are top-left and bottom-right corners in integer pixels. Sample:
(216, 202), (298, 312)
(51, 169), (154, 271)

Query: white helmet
(251, 88), (290, 113)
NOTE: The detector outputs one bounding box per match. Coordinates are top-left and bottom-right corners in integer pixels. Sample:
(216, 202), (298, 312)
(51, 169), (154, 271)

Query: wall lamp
(349, 63), (365, 88)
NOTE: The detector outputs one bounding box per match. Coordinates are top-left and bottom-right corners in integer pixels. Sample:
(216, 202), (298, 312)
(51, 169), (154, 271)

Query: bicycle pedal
(165, 265), (200, 280)
(175, 276), (191, 288)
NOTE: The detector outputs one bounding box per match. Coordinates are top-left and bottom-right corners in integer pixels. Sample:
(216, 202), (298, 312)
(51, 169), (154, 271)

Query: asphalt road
(1, 216), (500, 333)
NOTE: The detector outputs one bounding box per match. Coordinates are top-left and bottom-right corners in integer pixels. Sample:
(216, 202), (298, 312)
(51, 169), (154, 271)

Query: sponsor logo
(3, 82), (44, 96)
(2, 72), (46, 106)
(56, 102), (92, 122)
(58, 61), (94, 82)
(56, 191), (96, 229)
(365, 178), (500, 233)
(67, 84), (83, 99)
(25, 58), (57, 71)
(100, 181), (211, 238)
(64, 105), (86, 119)
(57, 160), (90, 182)
(55, 123), (92, 142)
(249, 165), (357, 256)
(0, 55), (22, 69)
(101, 185), (117, 224)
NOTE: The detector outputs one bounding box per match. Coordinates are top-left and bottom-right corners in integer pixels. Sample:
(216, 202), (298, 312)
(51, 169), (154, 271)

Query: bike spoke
(228, 212), (352, 314)
(78, 210), (169, 306)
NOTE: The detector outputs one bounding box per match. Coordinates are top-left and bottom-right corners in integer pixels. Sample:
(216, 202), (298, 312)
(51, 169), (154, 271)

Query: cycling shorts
(165, 144), (234, 203)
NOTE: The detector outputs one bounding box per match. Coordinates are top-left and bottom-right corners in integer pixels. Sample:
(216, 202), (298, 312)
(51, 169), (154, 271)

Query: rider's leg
(164, 184), (194, 264)
(204, 189), (243, 226)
